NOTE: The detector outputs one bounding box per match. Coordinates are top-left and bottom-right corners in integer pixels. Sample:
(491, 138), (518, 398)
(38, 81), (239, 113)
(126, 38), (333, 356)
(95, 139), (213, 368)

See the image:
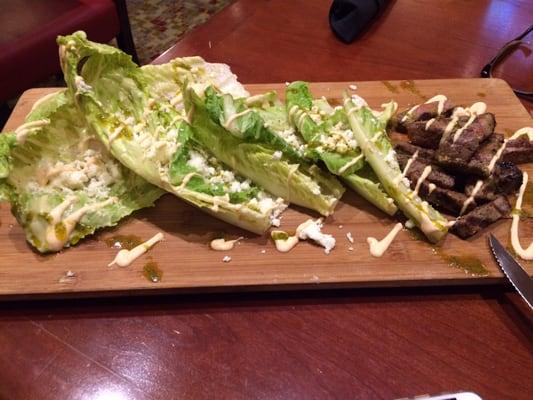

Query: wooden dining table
(1, 0), (532, 399)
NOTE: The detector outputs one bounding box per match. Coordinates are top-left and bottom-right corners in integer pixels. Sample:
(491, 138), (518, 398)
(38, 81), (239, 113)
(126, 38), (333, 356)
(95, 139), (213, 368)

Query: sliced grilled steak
(435, 113), (496, 174)
(503, 135), (533, 164)
(417, 182), (475, 216)
(451, 196), (511, 239)
(393, 100), (455, 132)
(393, 141), (435, 161)
(397, 154), (455, 189)
(464, 161), (523, 202)
(466, 133), (505, 177)
(405, 118), (455, 149)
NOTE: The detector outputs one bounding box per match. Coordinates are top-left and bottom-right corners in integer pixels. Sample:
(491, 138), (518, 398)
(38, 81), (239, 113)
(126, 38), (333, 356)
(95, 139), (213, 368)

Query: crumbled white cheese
(261, 249), (266, 254)
(270, 216), (281, 227)
(349, 84), (358, 90)
(227, 178), (251, 193)
(33, 147), (122, 198)
(348, 246), (354, 251)
(275, 127), (305, 152)
(405, 219), (415, 229)
(346, 232), (354, 243)
(222, 255), (232, 263)
(384, 149), (397, 165)
(351, 94), (368, 108)
(272, 150), (283, 160)
(187, 150), (214, 176)
(74, 75), (92, 93)
(296, 219), (336, 254)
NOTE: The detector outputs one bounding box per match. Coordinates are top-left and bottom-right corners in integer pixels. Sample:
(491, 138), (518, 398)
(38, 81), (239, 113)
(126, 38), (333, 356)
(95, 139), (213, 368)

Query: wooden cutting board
(1, 78), (532, 299)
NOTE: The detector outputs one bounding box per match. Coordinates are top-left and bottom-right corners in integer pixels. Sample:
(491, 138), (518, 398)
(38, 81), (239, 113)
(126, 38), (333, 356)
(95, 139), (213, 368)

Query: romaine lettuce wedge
(0, 91), (164, 252)
(58, 32), (287, 234)
(280, 82), (397, 216)
(185, 85), (345, 216)
(343, 97), (449, 243)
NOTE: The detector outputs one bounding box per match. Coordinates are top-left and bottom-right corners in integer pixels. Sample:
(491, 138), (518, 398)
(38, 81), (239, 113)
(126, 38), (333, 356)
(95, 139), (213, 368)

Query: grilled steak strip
(393, 100), (455, 132)
(451, 196), (511, 239)
(503, 135), (533, 164)
(404, 117), (458, 149)
(394, 141), (435, 161)
(464, 161), (523, 203)
(417, 182), (475, 216)
(435, 113), (496, 174)
(397, 153), (456, 189)
(466, 133), (505, 177)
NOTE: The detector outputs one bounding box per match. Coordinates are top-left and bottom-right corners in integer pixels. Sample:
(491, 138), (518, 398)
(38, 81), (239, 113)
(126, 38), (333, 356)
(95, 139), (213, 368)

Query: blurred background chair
(0, 0), (137, 107)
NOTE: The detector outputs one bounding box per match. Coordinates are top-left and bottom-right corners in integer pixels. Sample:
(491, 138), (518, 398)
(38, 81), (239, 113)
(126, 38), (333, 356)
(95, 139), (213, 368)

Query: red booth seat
(0, 0), (135, 103)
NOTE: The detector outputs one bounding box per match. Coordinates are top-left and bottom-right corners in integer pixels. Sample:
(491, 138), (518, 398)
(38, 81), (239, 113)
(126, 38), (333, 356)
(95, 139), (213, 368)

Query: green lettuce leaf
(344, 97), (449, 242)
(0, 91), (164, 252)
(185, 85), (345, 216)
(58, 31), (287, 234)
(283, 81), (397, 215)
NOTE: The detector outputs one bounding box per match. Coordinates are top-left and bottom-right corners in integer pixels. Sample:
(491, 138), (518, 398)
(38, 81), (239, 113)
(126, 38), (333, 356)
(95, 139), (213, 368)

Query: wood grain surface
(1, 1), (532, 399)
(2, 79), (532, 299)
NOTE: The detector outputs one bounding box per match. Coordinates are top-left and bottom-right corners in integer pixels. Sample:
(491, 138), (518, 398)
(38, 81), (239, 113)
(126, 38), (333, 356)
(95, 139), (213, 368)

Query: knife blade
(488, 234), (533, 309)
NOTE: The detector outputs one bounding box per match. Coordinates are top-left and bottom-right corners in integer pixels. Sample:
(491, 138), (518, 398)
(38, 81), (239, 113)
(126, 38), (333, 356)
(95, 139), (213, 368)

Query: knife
(488, 234), (533, 309)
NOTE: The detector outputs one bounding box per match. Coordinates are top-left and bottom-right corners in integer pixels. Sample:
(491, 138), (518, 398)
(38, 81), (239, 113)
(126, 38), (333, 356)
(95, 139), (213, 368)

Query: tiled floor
(127, 0), (231, 64)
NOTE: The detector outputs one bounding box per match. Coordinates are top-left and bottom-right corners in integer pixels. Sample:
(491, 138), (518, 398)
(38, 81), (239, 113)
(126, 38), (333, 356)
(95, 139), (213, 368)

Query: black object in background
(329, 0), (390, 43)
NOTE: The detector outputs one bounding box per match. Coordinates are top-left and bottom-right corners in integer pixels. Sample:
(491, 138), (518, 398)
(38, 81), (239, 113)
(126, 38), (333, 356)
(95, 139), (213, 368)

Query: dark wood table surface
(2, 1), (532, 399)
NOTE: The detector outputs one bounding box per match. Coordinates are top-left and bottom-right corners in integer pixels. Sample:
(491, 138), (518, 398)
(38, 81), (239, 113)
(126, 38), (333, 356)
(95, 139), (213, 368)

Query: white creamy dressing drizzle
(210, 237), (243, 251)
(487, 127), (533, 174)
(400, 94), (448, 123)
(425, 118), (436, 130)
(271, 231), (299, 253)
(223, 109), (253, 129)
(338, 153), (364, 175)
(488, 139), (508, 173)
(460, 179), (484, 215)
(394, 150), (419, 184)
(288, 105), (311, 130)
(370, 131), (384, 143)
(444, 115), (460, 136)
(109, 232), (164, 267)
(428, 182), (437, 195)
(108, 126), (124, 144)
(452, 102), (487, 143)
(296, 109), (308, 127)
(176, 172), (197, 190)
(400, 105), (419, 123)
(14, 119), (50, 144)
(510, 126), (533, 140)
(413, 165), (432, 197)
(30, 91), (62, 112)
(367, 223), (403, 257)
(511, 172), (533, 260)
(46, 197), (117, 251)
(446, 220), (457, 228)
(288, 105), (299, 118)
(285, 164), (299, 204)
